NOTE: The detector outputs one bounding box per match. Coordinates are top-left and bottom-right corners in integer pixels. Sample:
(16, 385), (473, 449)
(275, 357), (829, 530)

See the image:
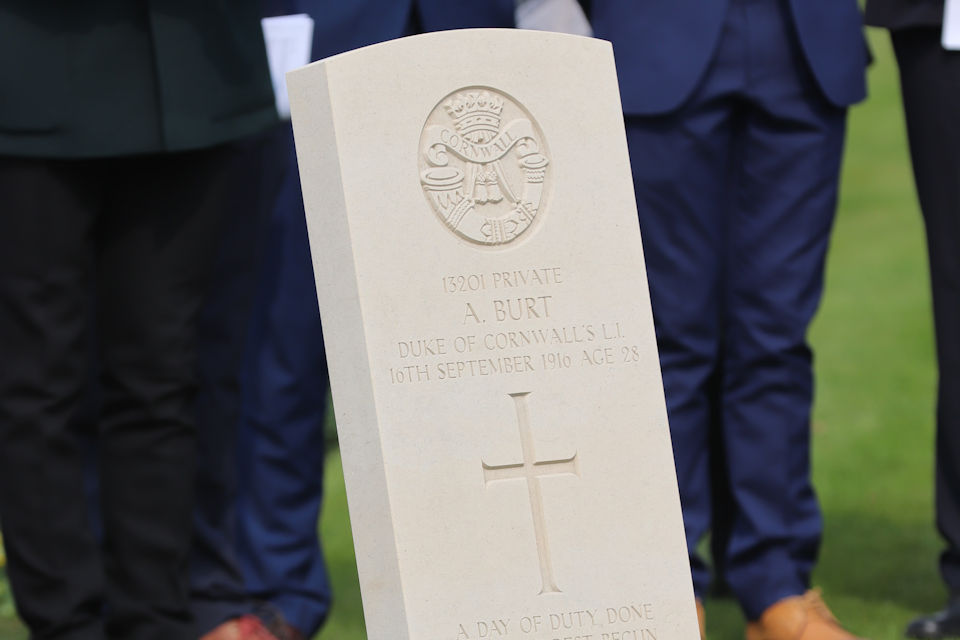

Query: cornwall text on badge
(419, 86), (550, 247)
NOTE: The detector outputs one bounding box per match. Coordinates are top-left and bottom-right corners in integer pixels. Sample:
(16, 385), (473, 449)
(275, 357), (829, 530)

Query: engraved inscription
(386, 265), (648, 386)
(420, 87), (550, 246)
(453, 602), (658, 639)
(482, 392), (579, 595)
(441, 267), (564, 294)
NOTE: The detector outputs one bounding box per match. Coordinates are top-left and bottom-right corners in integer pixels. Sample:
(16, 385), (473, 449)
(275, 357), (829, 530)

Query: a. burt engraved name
(462, 296), (554, 325)
(493, 296), (553, 322)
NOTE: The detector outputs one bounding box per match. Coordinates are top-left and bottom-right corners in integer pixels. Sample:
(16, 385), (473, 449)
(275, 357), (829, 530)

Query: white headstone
(288, 29), (699, 640)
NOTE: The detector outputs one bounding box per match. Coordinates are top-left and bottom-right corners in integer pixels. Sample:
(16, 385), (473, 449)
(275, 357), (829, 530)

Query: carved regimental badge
(419, 87), (550, 247)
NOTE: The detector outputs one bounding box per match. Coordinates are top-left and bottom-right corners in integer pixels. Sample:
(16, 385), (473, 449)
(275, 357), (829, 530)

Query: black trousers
(0, 147), (243, 640)
(893, 28), (960, 594)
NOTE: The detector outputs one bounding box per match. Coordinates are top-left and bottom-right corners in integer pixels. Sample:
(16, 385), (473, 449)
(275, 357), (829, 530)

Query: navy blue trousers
(191, 123), (332, 636)
(625, 0), (847, 619)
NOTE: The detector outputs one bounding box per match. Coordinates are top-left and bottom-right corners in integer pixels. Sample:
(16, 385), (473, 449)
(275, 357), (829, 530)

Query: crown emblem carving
(421, 86), (550, 247)
(444, 91), (505, 143)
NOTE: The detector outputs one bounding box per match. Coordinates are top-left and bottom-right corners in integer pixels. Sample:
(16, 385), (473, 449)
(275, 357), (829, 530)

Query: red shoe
(200, 615), (282, 640)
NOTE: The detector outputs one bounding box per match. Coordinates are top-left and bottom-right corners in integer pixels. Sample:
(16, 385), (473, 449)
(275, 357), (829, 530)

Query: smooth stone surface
(288, 28), (698, 640)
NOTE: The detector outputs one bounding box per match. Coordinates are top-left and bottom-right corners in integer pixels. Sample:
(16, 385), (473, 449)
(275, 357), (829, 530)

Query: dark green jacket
(865, 0), (944, 29)
(0, 1), (278, 158)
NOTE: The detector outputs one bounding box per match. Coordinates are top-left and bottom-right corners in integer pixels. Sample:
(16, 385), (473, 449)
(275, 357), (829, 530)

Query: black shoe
(906, 601), (960, 639)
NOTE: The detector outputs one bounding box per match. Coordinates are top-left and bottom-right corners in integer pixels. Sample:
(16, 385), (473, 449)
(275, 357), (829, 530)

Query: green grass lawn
(0, 28), (943, 640)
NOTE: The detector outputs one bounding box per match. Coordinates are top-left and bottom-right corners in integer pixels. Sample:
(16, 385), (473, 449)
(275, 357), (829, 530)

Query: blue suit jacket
(263, 0), (514, 60)
(590, 0), (869, 115)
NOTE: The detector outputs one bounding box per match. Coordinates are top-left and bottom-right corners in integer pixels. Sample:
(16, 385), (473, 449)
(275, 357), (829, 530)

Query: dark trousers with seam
(625, 0), (848, 619)
(0, 147), (243, 640)
(893, 27), (960, 595)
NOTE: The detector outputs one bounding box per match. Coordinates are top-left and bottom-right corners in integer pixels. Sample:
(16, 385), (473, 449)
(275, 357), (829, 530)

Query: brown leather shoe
(200, 615), (282, 640)
(745, 590), (865, 640)
(696, 598), (706, 639)
(274, 623), (306, 640)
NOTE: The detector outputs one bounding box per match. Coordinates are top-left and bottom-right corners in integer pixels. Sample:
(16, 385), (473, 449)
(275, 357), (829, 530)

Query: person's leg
(892, 27), (960, 597)
(720, 0), (847, 620)
(624, 27), (741, 597)
(94, 146), (238, 640)
(0, 156), (106, 640)
(190, 132), (274, 635)
(236, 123), (332, 637)
(709, 385), (736, 595)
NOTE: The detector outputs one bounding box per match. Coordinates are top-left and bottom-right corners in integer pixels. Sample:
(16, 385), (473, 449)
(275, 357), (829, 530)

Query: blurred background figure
(192, 2), (514, 640)
(865, 1), (960, 638)
(581, 0), (869, 638)
(0, 3), (277, 639)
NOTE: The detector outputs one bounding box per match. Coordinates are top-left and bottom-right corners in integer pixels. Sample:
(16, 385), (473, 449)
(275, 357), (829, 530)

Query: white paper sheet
(261, 14), (314, 119)
(516, 0), (592, 37)
(944, 0), (960, 50)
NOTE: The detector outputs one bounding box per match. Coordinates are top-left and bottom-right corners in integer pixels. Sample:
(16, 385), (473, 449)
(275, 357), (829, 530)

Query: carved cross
(482, 392), (579, 595)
